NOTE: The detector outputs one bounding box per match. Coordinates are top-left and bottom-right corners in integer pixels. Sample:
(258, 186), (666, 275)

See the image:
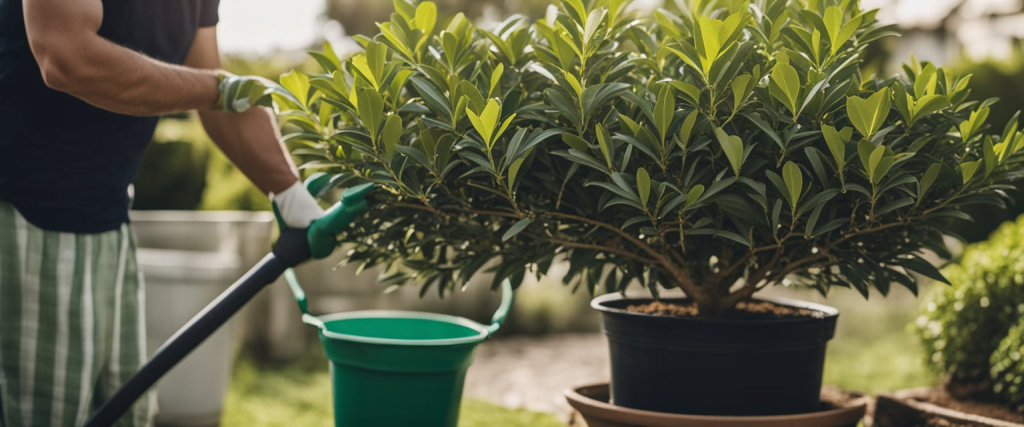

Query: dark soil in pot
(874, 387), (1024, 426)
(591, 293), (839, 416)
(566, 383), (867, 427)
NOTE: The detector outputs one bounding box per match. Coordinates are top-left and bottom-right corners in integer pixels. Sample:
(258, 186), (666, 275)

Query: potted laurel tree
(249, 0), (1024, 423)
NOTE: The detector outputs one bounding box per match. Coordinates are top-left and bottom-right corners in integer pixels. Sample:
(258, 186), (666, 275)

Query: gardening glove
(271, 181), (326, 230)
(269, 181), (327, 267)
(271, 177), (376, 266)
(214, 72), (276, 113)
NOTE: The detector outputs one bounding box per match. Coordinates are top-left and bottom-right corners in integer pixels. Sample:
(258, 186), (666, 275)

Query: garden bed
(875, 388), (1024, 427)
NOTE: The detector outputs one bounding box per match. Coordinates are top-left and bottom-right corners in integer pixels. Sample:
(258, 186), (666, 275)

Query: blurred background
(131, 0), (1024, 426)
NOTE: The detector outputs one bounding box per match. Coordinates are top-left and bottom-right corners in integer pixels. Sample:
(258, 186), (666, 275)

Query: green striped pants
(0, 202), (155, 427)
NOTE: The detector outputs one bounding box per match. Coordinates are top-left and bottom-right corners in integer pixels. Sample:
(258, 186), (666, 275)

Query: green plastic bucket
(284, 269), (513, 427)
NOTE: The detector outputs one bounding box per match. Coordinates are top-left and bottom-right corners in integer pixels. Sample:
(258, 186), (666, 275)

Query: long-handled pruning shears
(84, 179), (376, 427)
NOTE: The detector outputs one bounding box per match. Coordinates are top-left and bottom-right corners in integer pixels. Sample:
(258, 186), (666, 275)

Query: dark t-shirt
(0, 0), (220, 233)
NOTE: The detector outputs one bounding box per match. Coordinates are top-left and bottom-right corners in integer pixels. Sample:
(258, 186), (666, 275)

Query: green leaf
(823, 6), (842, 47)
(583, 9), (607, 47)
(322, 41), (342, 70)
(695, 16), (723, 75)
(562, 133), (589, 151)
(457, 81), (486, 113)
(596, 123), (614, 170)
(435, 134), (455, 171)
(668, 81), (701, 105)
(960, 160), (981, 184)
(467, 99), (504, 147)
(654, 85), (675, 144)
(821, 125), (846, 174)
(564, 72), (583, 97)
(280, 70), (310, 107)
(381, 114), (402, 158)
(919, 163), (941, 198)
(910, 95), (948, 125)
(357, 42), (389, 89)
(857, 138), (875, 173)
(846, 97), (871, 139)
(414, 1), (437, 35)
(581, 83), (631, 123)
(685, 184), (705, 208)
(840, 126), (853, 142)
(393, 0), (415, 20)
(489, 63), (505, 98)
(984, 136), (997, 178)
(495, 114), (516, 147)
(561, 0), (587, 24)
(847, 88), (891, 138)
(618, 112), (641, 135)
(394, 145), (431, 169)
(502, 218), (533, 242)
(900, 255), (950, 285)
(637, 167), (651, 208)
(731, 74), (752, 112)
(689, 228), (751, 246)
(868, 145), (885, 182)
(782, 161), (803, 212)
(960, 107), (989, 142)
(914, 63), (938, 97)
(317, 100), (334, 129)
(873, 152), (895, 184)
(408, 76), (452, 120)
(824, 6), (862, 56)
(356, 88), (384, 144)
(678, 110), (699, 149)
(769, 62), (801, 115)
(714, 127), (745, 177)
(508, 157), (527, 188)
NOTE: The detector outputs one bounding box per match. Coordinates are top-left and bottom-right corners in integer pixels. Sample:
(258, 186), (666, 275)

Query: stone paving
(464, 333), (609, 419)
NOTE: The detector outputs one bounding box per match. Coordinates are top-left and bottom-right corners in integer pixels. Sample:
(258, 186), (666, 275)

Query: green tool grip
(306, 182), (376, 259)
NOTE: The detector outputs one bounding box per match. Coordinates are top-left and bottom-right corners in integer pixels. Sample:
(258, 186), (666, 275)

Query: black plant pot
(592, 294), (839, 416)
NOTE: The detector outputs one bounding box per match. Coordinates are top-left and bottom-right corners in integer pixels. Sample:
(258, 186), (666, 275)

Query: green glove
(215, 72), (276, 113)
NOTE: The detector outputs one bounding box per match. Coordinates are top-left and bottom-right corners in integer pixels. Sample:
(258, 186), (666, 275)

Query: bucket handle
(283, 268), (513, 336)
(284, 268), (327, 330)
(284, 268), (309, 315)
(488, 279), (514, 335)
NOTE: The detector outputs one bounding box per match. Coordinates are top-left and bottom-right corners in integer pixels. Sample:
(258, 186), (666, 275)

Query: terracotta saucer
(566, 383), (867, 427)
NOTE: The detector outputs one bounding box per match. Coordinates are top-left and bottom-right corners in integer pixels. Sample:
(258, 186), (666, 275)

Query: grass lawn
(220, 349), (563, 427)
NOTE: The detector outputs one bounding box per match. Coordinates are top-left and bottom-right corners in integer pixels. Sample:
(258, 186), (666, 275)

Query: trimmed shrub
(991, 319), (1024, 411)
(916, 216), (1024, 403)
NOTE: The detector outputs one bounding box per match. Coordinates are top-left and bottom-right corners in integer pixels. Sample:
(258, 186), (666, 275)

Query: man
(0, 0), (324, 425)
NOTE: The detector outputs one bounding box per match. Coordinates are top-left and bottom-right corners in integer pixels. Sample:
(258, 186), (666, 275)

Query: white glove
(271, 181), (325, 229)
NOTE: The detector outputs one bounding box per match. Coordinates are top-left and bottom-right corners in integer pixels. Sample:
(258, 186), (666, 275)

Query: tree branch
(548, 238), (660, 265)
(544, 211), (703, 300)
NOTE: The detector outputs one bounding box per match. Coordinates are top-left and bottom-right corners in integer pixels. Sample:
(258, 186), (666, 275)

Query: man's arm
(186, 27), (302, 199)
(23, 0), (220, 116)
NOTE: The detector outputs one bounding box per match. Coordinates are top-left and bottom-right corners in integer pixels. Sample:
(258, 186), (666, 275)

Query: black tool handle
(86, 229), (312, 427)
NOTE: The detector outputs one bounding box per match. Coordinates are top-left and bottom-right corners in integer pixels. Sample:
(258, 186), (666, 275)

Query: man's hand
(23, 0), (221, 116)
(272, 182), (325, 230)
